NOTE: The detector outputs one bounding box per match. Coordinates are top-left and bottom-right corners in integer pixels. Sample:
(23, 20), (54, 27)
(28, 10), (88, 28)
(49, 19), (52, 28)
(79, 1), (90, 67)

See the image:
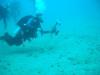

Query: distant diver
(8, 0), (21, 21)
(0, 13), (43, 46)
(0, 5), (9, 29)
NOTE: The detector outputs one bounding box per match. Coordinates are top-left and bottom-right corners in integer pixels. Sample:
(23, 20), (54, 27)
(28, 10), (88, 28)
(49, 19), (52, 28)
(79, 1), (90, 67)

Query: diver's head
(34, 13), (43, 23)
(36, 13), (42, 16)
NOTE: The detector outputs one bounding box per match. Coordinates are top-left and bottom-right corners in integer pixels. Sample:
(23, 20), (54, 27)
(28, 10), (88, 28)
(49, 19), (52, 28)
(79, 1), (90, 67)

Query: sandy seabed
(0, 34), (100, 75)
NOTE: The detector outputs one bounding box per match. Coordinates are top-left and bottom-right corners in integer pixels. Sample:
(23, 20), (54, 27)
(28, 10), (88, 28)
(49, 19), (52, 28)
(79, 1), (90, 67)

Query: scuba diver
(0, 13), (60, 46)
(0, 5), (9, 29)
(0, 13), (43, 46)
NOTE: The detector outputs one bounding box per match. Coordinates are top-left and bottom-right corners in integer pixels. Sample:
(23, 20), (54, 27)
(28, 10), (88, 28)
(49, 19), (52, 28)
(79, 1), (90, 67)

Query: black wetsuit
(0, 14), (43, 46)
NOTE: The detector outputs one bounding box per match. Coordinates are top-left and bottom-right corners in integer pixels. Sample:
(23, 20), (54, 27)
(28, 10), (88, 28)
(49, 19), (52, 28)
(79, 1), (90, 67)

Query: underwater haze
(0, 0), (100, 75)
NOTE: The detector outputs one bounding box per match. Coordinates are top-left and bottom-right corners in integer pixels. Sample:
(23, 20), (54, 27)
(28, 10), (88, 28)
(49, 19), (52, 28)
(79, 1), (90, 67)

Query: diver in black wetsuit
(0, 13), (60, 46)
(0, 13), (43, 46)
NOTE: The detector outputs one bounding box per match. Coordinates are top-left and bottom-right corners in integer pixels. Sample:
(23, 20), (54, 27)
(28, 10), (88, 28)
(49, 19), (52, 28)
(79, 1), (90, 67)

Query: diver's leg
(0, 33), (14, 46)
(0, 36), (4, 40)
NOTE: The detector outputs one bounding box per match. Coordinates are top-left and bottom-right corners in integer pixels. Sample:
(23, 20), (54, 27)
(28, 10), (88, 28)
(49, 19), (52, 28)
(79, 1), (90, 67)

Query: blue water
(0, 0), (100, 75)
